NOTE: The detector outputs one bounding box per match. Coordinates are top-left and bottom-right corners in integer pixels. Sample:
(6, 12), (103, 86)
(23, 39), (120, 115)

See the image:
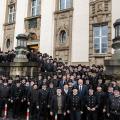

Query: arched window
(59, 30), (67, 43)
(6, 39), (10, 49)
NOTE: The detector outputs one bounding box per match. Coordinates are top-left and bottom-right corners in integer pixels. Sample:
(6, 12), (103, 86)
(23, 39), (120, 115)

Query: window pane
(32, 0), (36, 6)
(102, 48), (107, 53)
(66, 0), (71, 8)
(102, 26), (108, 36)
(102, 37), (108, 43)
(32, 8), (36, 16)
(93, 27), (100, 37)
(94, 49), (100, 53)
(60, 0), (65, 10)
(94, 37), (100, 53)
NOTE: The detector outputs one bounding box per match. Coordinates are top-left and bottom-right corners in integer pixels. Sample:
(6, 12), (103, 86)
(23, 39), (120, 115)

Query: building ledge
(27, 40), (39, 46)
(4, 22), (15, 26)
(55, 46), (69, 51)
(54, 8), (74, 14)
(24, 15), (41, 21)
(89, 53), (112, 58)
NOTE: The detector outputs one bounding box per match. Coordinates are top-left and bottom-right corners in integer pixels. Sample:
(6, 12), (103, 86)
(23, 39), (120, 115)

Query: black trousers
(110, 114), (120, 120)
(13, 99), (21, 118)
(86, 111), (97, 120)
(30, 102), (39, 120)
(70, 111), (81, 120)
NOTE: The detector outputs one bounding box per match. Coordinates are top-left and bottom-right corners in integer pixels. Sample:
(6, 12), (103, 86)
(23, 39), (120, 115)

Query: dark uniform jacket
(107, 95), (120, 115)
(67, 94), (82, 112)
(85, 95), (98, 110)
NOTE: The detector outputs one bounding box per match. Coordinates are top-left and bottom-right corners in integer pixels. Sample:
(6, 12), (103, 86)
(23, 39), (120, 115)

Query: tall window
(59, 30), (67, 43)
(59, 0), (72, 10)
(93, 25), (108, 54)
(8, 5), (15, 23)
(31, 0), (40, 16)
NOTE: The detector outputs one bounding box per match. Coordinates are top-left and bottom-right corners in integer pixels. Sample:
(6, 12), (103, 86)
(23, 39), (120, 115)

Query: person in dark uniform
(95, 86), (106, 120)
(47, 82), (56, 120)
(107, 87), (120, 120)
(11, 81), (22, 119)
(50, 87), (66, 120)
(0, 80), (10, 117)
(28, 84), (39, 120)
(85, 88), (98, 120)
(67, 87), (83, 120)
(38, 84), (48, 120)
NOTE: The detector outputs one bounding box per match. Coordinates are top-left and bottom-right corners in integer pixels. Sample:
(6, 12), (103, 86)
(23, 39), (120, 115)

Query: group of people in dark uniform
(0, 50), (16, 63)
(0, 51), (120, 120)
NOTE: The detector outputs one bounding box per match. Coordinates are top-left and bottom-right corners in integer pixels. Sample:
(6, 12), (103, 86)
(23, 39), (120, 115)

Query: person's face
(22, 80), (26, 84)
(108, 87), (113, 93)
(57, 89), (62, 95)
(68, 82), (73, 87)
(89, 89), (94, 96)
(114, 90), (120, 96)
(8, 80), (12, 84)
(64, 84), (68, 90)
(73, 89), (78, 95)
(98, 79), (102, 84)
(38, 76), (42, 80)
(78, 79), (83, 85)
(97, 87), (102, 92)
(16, 83), (20, 87)
(70, 76), (74, 80)
(49, 83), (53, 88)
(42, 85), (47, 90)
(63, 76), (66, 80)
(86, 80), (89, 85)
(25, 82), (29, 87)
(33, 85), (37, 89)
(30, 81), (34, 86)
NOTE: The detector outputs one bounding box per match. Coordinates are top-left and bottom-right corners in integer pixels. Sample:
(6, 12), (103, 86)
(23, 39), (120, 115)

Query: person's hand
(107, 113), (110, 117)
(87, 107), (90, 110)
(36, 105), (39, 109)
(21, 99), (23, 102)
(64, 112), (66, 116)
(50, 112), (53, 116)
(91, 108), (95, 111)
(103, 109), (106, 113)
(80, 111), (83, 114)
(28, 102), (30, 105)
(11, 100), (13, 103)
(67, 110), (70, 114)
(48, 105), (50, 108)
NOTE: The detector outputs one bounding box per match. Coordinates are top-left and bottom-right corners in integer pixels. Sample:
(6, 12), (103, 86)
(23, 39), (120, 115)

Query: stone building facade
(0, 0), (120, 65)
(89, 0), (112, 65)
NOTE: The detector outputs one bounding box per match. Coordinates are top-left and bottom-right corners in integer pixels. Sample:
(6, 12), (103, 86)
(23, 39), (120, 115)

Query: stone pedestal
(105, 19), (120, 79)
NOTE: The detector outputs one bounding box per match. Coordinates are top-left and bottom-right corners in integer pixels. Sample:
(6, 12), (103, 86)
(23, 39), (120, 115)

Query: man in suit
(77, 79), (88, 120)
(77, 79), (88, 99)
(59, 75), (67, 88)
(50, 87), (66, 120)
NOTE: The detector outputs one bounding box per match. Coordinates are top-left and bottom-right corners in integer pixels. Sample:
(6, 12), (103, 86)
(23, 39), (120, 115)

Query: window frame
(93, 25), (108, 54)
(59, 0), (71, 10)
(31, 0), (40, 16)
(8, 5), (15, 23)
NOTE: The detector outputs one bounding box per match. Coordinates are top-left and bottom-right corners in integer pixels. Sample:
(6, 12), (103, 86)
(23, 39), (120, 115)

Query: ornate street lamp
(14, 34), (28, 62)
